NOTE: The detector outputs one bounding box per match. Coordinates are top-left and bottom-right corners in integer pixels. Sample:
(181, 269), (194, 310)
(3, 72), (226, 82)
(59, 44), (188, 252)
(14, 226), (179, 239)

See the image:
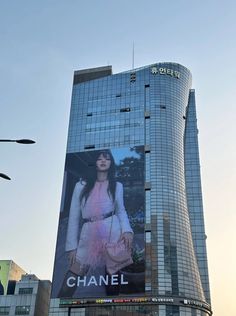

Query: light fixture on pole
(0, 139), (35, 144)
(0, 138), (36, 180)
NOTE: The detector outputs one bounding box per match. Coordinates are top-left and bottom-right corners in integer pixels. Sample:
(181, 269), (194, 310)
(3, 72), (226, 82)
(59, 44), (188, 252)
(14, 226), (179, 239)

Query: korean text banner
(52, 146), (145, 299)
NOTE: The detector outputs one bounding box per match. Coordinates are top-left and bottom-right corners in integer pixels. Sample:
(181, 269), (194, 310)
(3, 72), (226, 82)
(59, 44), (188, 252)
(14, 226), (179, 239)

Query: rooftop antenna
(132, 42), (135, 70)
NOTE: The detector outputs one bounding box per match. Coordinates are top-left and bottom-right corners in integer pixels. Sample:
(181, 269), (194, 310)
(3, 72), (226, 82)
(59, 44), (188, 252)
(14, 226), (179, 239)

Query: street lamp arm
(0, 139), (35, 144)
(0, 139), (15, 142)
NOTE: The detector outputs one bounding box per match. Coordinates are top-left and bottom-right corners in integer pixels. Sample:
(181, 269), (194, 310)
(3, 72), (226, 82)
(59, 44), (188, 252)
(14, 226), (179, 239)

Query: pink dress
(66, 180), (133, 269)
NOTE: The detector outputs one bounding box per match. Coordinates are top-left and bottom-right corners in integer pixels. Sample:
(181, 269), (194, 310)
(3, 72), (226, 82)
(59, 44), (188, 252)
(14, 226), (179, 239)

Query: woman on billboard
(59, 149), (133, 297)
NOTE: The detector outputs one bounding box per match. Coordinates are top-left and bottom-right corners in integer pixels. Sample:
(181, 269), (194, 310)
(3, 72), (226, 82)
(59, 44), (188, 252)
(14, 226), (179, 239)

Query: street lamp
(0, 138), (35, 180)
(0, 139), (35, 144)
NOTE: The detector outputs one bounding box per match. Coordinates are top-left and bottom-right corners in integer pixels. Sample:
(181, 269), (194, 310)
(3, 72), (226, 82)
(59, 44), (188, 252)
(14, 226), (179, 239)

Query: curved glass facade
(147, 64), (204, 300)
(50, 63), (212, 316)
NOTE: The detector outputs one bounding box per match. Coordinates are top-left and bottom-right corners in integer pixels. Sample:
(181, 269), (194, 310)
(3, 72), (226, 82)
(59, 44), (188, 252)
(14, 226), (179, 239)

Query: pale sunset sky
(0, 1), (235, 315)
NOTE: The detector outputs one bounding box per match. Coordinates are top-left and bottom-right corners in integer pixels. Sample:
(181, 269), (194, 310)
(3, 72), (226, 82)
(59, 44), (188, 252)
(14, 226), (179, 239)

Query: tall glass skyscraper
(50, 63), (212, 316)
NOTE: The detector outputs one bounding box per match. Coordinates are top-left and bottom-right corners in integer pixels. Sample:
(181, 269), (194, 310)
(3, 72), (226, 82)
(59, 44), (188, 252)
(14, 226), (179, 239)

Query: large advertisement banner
(52, 146), (145, 298)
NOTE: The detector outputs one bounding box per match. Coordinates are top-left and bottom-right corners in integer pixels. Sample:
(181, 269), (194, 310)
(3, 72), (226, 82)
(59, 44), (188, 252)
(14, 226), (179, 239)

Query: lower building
(0, 263), (51, 316)
(0, 260), (26, 296)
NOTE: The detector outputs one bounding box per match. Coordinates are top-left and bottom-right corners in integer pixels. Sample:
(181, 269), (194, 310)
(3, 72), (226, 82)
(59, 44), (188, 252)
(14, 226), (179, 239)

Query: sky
(0, 1), (235, 315)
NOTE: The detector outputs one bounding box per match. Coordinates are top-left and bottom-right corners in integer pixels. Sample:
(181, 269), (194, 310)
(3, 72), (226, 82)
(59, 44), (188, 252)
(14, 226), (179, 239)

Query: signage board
(52, 146), (145, 299)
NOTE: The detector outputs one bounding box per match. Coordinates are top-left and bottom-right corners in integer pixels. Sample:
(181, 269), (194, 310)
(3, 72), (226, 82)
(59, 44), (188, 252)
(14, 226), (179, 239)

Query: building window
(18, 287), (33, 294)
(0, 307), (10, 315)
(145, 283), (151, 291)
(145, 182), (151, 190)
(84, 145), (95, 149)
(145, 231), (151, 243)
(15, 306), (30, 315)
(145, 111), (150, 118)
(145, 190), (151, 224)
(120, 107), (131, 112)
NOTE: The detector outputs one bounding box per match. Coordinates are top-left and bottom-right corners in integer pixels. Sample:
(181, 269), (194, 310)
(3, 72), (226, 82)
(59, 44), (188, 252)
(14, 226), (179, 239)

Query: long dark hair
(80, 150), (116, 204)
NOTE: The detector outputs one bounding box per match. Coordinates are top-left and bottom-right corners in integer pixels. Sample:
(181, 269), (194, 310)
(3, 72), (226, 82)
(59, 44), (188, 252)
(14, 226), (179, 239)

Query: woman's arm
(115, 182), (134, 249)
(65, 181), (83, 253)
(115, 182), (133, 234)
